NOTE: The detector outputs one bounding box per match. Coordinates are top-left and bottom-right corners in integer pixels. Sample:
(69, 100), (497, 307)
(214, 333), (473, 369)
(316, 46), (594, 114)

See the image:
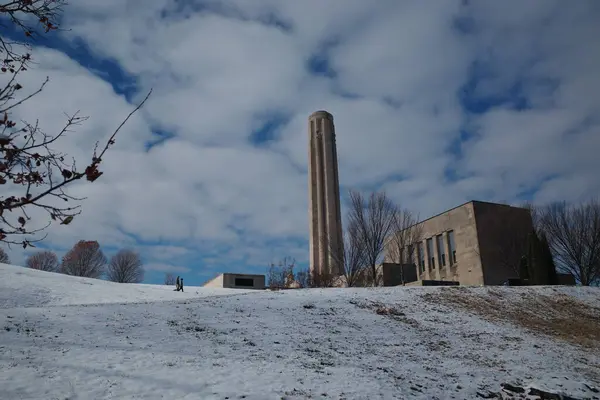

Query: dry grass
(423, 287), (600, 348)
(375, 305), (404, 316)
(349, 299), (423, 328)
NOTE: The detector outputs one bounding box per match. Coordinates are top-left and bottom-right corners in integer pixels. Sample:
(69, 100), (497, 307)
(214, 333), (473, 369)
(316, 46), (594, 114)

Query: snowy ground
(1, 263), (600, 399)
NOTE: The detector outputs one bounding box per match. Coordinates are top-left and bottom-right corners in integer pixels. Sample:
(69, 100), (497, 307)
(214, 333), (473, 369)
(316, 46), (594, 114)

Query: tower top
(309, 110), (333, 120)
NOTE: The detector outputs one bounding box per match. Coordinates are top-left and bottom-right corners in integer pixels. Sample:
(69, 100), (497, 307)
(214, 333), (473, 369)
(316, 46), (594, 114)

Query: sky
(1, 0), (599, 285)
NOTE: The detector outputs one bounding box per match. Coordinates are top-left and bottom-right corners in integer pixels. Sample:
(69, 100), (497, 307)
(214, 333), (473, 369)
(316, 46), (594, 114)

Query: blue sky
(2, 0), (599, 285)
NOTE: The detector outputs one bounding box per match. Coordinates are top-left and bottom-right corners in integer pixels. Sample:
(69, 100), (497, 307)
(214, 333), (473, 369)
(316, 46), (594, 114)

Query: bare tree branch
(522, 201), (542, 234)
(106, 249), (144, 283)
(0, 1), (152, 248)
(0, 82), (152, 247)
(0, 1), (65, 64)
(327, 217), (367, 287)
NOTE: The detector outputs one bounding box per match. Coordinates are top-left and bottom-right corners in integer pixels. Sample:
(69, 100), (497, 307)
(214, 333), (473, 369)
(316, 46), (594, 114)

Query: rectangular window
(427, 238), (435, 269)
(407, 245), (414, 265)
(447, 230), (457, 264)
(399, 247), (405, 264)
(235, 278), (254, 287)
(437, 234), (446, 267)
(417, 242), (425, 273)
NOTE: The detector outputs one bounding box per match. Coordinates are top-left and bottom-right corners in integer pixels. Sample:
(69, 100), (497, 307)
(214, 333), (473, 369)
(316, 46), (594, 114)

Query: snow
(1, 263), (600, 399)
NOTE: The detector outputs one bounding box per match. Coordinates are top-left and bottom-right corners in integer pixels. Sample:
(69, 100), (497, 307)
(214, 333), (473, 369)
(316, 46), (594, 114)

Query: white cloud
(144, 263), (191, 274)
(2, 0), (599, 282)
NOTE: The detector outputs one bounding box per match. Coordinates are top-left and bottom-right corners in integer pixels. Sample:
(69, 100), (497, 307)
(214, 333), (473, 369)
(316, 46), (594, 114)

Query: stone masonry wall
(386, 202), (484, 286)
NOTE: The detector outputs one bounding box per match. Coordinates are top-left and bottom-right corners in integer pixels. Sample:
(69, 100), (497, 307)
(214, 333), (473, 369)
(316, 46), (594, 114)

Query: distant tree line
(0, 240), (145, 283)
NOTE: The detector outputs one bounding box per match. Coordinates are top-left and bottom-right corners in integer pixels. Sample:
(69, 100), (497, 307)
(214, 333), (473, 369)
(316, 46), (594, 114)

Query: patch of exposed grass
(423, 288), (600, 348)
(375, 305), (404, 316)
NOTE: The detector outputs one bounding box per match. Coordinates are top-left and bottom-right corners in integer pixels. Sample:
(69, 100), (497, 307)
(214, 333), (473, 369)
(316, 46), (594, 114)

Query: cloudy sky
(2, 0), (599, 285)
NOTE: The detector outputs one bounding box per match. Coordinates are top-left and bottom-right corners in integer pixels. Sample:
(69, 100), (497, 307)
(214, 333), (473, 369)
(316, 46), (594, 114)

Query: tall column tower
(308, 110), (344, 279)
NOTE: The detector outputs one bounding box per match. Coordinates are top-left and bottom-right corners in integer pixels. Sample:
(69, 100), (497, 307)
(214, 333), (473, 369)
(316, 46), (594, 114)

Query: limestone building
(308, 111), (344, 278)
(385, 200), (535, 286)
(203, 273), (265, 290)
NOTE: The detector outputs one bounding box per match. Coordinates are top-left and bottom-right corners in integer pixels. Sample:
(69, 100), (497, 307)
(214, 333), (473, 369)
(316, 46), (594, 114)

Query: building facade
(308, 111), (344, 278)
(385, 201), (534, 286)
(203, 273), (266, 290)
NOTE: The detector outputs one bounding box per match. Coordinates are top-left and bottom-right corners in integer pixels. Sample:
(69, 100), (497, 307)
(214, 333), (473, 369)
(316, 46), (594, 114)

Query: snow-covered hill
(0, 263), (254, 307)
(1, 263), (599, 399)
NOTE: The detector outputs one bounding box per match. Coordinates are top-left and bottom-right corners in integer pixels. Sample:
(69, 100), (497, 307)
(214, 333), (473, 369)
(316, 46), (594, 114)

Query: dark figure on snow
(180, 278), (184, 292)
(175, 276), (181, 291)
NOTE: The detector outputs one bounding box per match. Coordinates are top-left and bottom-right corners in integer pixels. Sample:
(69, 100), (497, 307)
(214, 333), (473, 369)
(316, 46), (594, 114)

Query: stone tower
(308, 110), (344, 279)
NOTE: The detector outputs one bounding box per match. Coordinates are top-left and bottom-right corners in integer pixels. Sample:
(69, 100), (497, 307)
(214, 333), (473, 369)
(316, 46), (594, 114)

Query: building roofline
(413, 200), (529, 227)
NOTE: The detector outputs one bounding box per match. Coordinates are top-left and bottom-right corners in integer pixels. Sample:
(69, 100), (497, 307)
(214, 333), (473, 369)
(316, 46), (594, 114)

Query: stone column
(308, 120), (319, 276)
(331, 128), (344, 276)
(322, 118), (341, 275)
(432, 236), (441, 280)
(315, 129), (327, 275)
(420, 239), (430, 280)
(442, 232), (453, 280)
(308, 111), (344, 278)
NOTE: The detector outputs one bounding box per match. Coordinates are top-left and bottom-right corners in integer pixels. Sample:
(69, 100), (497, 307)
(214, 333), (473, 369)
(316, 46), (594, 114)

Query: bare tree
(164, 273), (176, 286)
(26, 249), (58, 271)
(0, 1), (151, 248)
(347, 189), (397, 287)
(386, 208), (422, 285)
(267, 257), (295, 289)
(539, 199), (600, 286)
(0, 246), (9, 263)
(283, 257), (297, 288)
(328, 218), (367, 287)
(309, 269), (337, 288)
(106, 249), (144, 283)
(522, 201), (542, 234)
(267, 263), (285, 290)
(295, 268), (310, 288)
(60, 240), (106, 278)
